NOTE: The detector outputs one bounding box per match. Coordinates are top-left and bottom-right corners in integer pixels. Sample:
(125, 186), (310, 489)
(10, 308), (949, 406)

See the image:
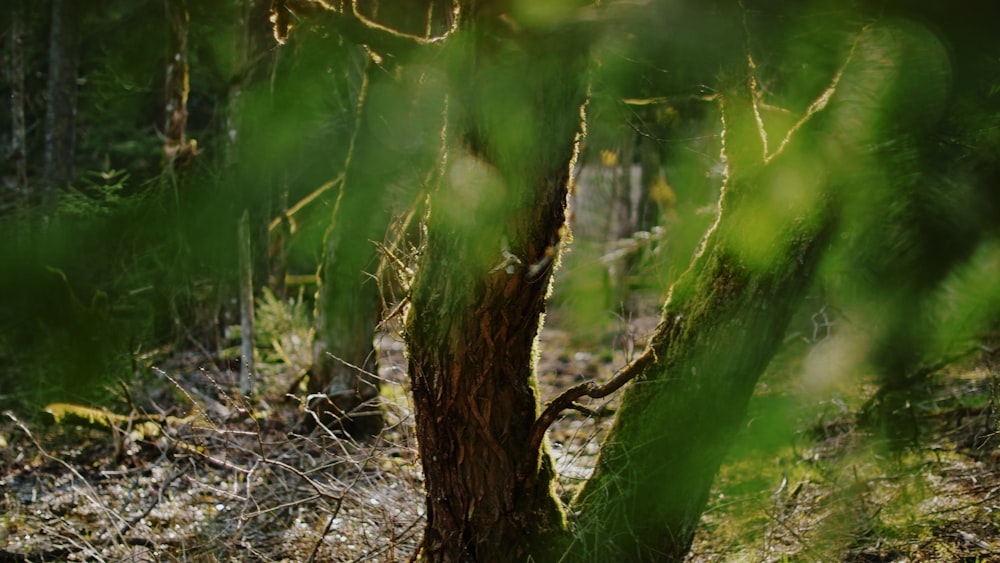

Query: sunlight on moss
(693, 361), (1000, 562)
(724, 156), (822, 273)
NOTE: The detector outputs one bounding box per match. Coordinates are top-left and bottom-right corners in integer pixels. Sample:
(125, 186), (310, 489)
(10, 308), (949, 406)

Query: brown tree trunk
(42, 0), (80, 197)
(405, 11), (590, 561)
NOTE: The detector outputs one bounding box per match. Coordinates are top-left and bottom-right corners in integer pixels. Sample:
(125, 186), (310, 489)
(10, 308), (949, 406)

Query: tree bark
(163, 0), (196, 173)
(7, 0), (28, 205)
(405, 12), (590, 561)
(42, 0), (80, 196)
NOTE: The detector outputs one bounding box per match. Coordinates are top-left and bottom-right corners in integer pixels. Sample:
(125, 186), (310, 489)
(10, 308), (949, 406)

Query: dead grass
(0, 332), (424, 562)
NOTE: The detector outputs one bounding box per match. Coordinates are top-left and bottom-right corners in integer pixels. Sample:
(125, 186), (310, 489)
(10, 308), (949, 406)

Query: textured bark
(42, 0), (80, 195)
(405, 13), (589, 561)
(7, 0), (27, 203)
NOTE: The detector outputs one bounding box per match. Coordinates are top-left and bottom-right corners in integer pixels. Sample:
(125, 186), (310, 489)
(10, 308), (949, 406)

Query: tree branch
(525, 347), (657, 470)
(276, 0), (457, 57)
(764, 25), (867, 163)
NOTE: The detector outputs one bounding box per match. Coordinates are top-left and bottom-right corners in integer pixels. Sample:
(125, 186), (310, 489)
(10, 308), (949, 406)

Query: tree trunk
(7, 0), (27, 205)
(238, 209), (256, 397)
(163, 0), (196, 173)
(568, 77), (846, 559)
(42, 0), (80, 196)
(636, 133), (662, 234)
(405, 13), (589, 561)
(279, 2), (977, 560)
(308, 58), (438, 438)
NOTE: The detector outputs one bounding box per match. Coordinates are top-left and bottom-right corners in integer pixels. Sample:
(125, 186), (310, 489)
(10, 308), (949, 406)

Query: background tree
(163, 0), (193, 173)
(0, 0), (297, 407)
(42, 0), (80, 198)
(5, 0), (27, 207)
(301, 1), (451, 437)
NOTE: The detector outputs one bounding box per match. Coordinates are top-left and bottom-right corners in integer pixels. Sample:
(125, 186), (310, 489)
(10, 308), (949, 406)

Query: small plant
(58, 167), (130, 217)
(253, 287), (313, 396)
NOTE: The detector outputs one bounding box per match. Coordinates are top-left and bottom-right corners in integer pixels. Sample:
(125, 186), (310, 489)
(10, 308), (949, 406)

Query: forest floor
(1, 294), (999, 562)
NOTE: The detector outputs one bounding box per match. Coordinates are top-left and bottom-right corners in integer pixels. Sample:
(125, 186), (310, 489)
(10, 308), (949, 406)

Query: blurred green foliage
(0, 3), (364, 412)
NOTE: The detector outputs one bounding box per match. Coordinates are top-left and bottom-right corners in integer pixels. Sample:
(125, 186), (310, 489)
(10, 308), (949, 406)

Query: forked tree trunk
(405, 15), (590, 562)
(404, 15), (907, 561)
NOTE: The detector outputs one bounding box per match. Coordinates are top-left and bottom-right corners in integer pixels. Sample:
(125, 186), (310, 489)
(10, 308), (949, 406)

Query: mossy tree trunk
(569, 87), (837, 560)
(565, 22), (912, 551)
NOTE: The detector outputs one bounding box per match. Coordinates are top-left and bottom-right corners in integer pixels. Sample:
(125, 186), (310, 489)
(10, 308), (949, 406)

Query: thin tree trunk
(228, 0), (278, 297)
(163, 0), (194, 172)
(238, 209), (256, 397)
(7, 0), (27, 204)
(225, 0), (248, 169)
(268, 173), (291, 299)
(636, 133), (661, 233)
(405, 14), (590, 561)
(42, 0), (80, 197)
